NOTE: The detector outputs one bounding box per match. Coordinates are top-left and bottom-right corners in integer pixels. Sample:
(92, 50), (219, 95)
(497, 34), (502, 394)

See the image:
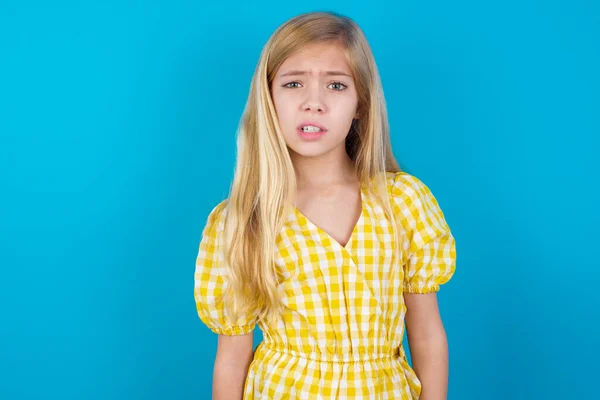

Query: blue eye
(329, 82), (347, 91)
(282, 81), (348, 90)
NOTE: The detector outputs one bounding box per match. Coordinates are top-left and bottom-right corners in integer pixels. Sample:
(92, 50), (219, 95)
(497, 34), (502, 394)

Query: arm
(404, 292), (449, 400)
(213, 332), (254, 400)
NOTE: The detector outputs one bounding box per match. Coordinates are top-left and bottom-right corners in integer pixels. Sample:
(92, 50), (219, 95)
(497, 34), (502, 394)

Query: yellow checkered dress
(194, 171), (456, 399)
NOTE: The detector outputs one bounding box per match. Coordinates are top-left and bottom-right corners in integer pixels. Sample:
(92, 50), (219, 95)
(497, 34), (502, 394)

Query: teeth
(302, 125), (322, 132)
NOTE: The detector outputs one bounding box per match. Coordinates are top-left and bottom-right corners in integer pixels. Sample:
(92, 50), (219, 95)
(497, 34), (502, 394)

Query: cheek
(271, 93), (295, 140)
(271, 91), (284, 112)
(273, 94), (295, 123)
(331, 97), (359, 120)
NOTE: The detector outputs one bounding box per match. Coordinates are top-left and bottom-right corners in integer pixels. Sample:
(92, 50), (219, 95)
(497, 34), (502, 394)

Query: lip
(297, 121), (328, 132)
(296, 121), (328, 140)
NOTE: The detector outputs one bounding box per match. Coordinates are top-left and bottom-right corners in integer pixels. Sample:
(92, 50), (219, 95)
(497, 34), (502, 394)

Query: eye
(283, 81), (302, 88)
(328, 82), (348, 91)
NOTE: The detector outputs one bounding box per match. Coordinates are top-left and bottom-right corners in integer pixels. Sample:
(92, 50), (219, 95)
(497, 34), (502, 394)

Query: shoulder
(385, 171), (448, 232)
(209, 199), (229, 219)
(385, 171), (435, 204)
(202, 199), (229, 236)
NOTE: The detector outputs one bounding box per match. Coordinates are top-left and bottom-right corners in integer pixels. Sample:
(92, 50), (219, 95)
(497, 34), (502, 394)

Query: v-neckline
(292, 187), (365, 251)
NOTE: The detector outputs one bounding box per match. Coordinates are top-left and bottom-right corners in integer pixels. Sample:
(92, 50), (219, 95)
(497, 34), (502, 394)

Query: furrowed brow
(279, 70), (352, 78)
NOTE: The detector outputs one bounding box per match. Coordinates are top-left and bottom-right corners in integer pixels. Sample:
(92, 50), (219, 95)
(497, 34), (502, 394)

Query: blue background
(2, 1), (598, 399)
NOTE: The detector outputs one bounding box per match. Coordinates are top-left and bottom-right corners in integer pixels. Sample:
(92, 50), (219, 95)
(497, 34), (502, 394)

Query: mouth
(297, 121), (328, 140)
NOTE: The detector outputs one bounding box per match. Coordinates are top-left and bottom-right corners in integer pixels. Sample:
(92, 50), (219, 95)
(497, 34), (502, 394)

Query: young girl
(194, 11), (456, 400)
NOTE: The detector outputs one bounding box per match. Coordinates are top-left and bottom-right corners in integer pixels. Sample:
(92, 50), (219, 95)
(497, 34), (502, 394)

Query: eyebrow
(279, 70), (353, 78)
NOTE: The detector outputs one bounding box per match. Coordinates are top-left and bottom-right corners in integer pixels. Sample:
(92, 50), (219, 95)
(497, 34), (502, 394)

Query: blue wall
(1, 1), (598, 399)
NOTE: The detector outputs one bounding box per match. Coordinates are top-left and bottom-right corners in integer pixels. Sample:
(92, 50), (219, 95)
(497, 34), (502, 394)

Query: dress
(194, 171), (456, 399)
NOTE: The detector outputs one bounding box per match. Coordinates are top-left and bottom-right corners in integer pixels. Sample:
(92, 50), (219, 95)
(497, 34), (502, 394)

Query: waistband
(256, 342), (402, 364)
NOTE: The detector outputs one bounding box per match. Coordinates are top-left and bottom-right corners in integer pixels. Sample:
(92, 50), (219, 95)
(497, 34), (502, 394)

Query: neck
(289, 144), (357, 189)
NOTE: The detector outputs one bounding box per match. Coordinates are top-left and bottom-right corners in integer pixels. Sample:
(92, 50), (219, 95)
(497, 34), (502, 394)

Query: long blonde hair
(221, 11), (402, 325)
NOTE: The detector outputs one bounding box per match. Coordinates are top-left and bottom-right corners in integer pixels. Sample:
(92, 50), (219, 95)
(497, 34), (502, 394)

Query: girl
(194, 11), (456, 400)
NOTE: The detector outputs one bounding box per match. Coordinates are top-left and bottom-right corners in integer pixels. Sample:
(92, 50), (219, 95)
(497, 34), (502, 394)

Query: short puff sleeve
(390, 172), (456, 294)
(193, 200), (257, 335)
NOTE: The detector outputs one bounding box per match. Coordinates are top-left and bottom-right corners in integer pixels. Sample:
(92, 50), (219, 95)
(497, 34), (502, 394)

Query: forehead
(278, 41), (351, 74)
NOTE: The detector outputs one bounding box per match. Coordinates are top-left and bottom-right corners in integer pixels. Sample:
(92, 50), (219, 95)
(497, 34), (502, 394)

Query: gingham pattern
(194, 172), (456, 399)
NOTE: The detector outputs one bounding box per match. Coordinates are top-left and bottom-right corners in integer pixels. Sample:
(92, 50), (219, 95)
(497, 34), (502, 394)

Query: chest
(273, 195), (402, 317)
(294, 186), (362, 248)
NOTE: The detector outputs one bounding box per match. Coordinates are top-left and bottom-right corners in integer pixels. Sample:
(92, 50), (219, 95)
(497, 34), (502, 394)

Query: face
(271, 41), (359, 159)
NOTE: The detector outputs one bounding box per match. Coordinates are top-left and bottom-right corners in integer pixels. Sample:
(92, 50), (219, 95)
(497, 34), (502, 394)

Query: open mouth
(296, 122), (328, 139)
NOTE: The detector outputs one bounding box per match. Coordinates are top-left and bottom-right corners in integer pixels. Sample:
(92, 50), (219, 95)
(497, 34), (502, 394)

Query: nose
(301, 85), (326, 113)
(303, 101), (324, 113)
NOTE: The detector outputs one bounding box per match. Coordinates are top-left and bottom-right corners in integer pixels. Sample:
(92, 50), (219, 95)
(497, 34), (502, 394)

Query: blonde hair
(221, 11), (401, 325)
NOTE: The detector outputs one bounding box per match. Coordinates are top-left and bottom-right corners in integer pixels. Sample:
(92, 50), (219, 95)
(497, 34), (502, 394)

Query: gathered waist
(256, 341), (403, 364)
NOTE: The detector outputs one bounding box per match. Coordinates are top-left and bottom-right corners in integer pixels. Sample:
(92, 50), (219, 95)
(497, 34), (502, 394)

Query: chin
(284, 133), (347, 159)
(287, 143), (331, 158)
